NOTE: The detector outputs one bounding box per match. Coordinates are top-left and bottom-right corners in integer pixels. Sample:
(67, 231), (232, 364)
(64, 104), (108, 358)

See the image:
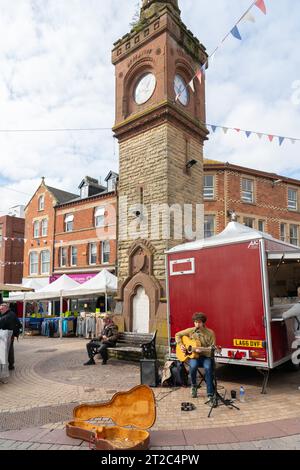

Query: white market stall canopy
(9, 270), (117, 302)
(9, 275), (80, 302)
(63, 269), (118, 298)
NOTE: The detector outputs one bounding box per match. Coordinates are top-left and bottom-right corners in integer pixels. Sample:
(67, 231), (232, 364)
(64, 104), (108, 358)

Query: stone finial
(141, 0), (181, 20)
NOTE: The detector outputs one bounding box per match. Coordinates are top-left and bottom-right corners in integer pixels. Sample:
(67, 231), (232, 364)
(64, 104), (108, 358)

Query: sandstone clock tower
(112, 0), (208, 349)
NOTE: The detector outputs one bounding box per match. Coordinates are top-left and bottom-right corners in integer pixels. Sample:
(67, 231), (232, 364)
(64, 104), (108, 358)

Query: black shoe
(9, 365), (15, 371)
(84, 359), (95, 366)
(102, 360), (107, 365)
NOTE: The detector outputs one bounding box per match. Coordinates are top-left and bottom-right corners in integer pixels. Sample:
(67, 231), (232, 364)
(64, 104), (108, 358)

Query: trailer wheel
(288, 359), (300, 372)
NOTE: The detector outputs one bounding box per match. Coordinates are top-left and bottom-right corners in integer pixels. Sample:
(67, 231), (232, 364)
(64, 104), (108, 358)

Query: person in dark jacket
(0, 303), (22, 371)
(84, 313), (118, 366)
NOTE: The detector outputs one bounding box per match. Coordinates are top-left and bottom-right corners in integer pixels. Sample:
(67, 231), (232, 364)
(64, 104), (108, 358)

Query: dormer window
(81, 184), (89, 199)
(108, 177), (116, 192)
(38, 195), (45, 211)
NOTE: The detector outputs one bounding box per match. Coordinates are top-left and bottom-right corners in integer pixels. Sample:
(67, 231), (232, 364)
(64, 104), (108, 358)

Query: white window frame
(89, 242), (97, 265)
(71, 246), (77, 266)
(280, 223), (286, 242)
(65, 214), (74, 233)
(288, 188), (298, 211)
(33, 221), (40, 238)
(80, 185), (89, 199)
(41, 219), (48, 237)
(38, 195), (45, 211)
(258, 220), (265, 232)
(242, 178), (254, 203)
(107, 177), (116, 192)
(95, 207), (105, 228)
(29, 252), (39, 275)
(243, 217), (255, 229)
(204, 215), (215, 238)
(204, 175), (215, 200)
(101, 240), (110, 264)
(60, 247), (67, 267)
(41, 250), (50, 275)
(170, 258), (195, 276)
(290, 224), (299, 246)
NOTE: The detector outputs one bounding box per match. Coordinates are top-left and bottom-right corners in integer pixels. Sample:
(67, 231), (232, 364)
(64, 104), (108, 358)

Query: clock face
(174, 74), (189, 106)
(134, 73), (156, 105)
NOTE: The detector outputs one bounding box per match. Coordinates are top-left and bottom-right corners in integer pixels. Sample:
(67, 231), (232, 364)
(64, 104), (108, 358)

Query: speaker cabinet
(140, 359), (159, 388)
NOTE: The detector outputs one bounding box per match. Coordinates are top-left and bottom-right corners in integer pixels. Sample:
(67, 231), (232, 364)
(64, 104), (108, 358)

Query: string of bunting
(0, 261), (24, 267)
(206, 124), (299, 147)
(176, 0), (267, 101)
(1, 236), (27, 243)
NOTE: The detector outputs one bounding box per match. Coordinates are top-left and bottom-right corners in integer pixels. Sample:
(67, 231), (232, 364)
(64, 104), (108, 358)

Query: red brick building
(23, 174), (118, 286)
(52, 175), (117, 283)
(0, 214), (25, 284)
(23, 178), (78, 286)
(204, 159), (300, 246)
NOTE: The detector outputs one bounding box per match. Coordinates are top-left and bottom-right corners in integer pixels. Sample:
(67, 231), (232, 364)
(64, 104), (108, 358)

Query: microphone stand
(205, 346), (240, 418)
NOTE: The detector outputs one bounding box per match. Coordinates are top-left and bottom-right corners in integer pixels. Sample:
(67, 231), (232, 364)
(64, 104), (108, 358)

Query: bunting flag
(188, 79), (195, 92)
(255, 0), (267, 15)
(175, 0), (268, 103)
(231, 25), (242, 41)
(205, 123), (300, 146)
(195, 68), (203, 85)
(243, 12), (256, 23)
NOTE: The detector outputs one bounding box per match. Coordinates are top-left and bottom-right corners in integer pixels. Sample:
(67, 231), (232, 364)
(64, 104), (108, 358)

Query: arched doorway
(132, 287), (150, 333)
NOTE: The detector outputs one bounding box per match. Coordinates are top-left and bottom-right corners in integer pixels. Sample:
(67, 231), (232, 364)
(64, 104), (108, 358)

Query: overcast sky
(0, 0), (299, 213)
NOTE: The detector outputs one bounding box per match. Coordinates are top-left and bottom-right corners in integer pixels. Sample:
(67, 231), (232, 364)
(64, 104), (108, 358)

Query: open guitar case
(66, 384), (156, 451)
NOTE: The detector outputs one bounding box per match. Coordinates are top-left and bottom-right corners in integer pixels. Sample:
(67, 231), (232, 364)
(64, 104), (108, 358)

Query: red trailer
(166, 222), (300, 392)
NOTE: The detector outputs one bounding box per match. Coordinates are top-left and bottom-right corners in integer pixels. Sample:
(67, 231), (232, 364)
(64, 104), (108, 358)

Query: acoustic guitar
(176, 336), (221, 363)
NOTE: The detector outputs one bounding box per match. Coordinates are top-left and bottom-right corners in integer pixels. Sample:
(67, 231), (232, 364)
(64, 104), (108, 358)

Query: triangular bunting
(196, 69), (202, 84)
(256, 133), (263, 139)
(235, 128), (241, 133)
(222, 127), (229, 134)
(245, 131), (252, 138)
(268, 135), (274, 142)
(290, 139), (296, 145)
(278, 137), (285, 146)
(231, 26), (242, 41)
(243, 12), (256, 23)
(188, 79), (195, 93)
(211, 125), (217, 133)
(255, 0), (267, 15)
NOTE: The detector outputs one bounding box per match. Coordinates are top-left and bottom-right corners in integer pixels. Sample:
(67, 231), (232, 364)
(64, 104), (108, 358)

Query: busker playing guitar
(175, 312), (217, 402)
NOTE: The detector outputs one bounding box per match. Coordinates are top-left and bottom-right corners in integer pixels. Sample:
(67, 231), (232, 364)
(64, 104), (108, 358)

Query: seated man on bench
(84, 313), (118, 366)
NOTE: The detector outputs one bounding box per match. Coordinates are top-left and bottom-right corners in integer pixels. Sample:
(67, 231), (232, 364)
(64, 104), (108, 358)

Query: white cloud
(0, 0), (299, 213)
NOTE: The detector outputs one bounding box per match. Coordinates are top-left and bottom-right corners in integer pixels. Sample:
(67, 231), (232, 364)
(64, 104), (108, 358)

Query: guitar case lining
(66, 384), (156, 451)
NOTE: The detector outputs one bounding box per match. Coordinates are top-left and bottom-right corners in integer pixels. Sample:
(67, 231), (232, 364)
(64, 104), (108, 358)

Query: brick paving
(0, 336), (299, 450)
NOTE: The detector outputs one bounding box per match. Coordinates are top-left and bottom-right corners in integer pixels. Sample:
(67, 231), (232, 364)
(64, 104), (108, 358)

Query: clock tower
(112, 0), (208, 349)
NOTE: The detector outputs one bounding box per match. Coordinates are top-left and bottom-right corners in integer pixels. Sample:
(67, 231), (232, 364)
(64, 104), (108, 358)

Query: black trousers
(86, 340), (109, 362)
(8, 337), (14, 368)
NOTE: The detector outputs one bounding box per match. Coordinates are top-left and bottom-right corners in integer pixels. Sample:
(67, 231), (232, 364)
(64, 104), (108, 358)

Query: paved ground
(0, 336), (300, 450)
